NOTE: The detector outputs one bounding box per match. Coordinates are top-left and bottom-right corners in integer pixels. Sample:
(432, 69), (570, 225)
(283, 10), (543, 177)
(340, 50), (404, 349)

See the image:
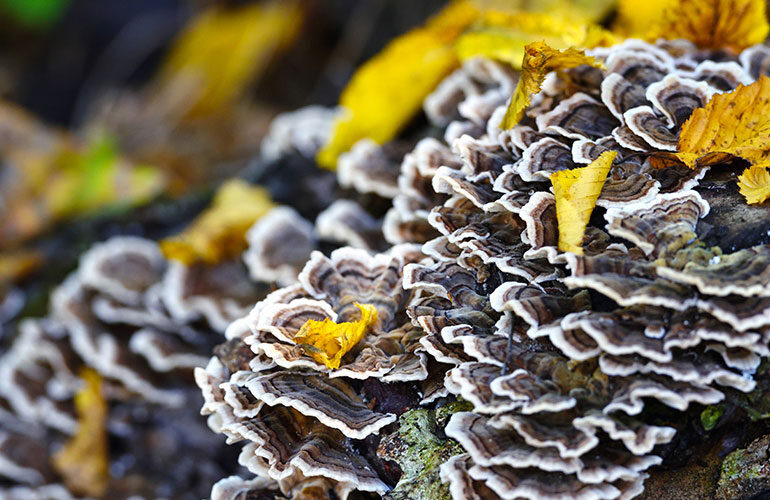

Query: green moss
(700, 404), (724, 431)
(434, 399), (473, 428)
(378, 406), (465, 500)
(715, 435), (770, 499)
(720, 449), (759, 481)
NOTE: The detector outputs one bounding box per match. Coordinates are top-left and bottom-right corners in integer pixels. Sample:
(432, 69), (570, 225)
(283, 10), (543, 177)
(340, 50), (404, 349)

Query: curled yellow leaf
(316, 1), (479, 169)
(552, 150), (617, 254)
(660, 76), (770, 169)
(52, 368), (109, 498)
(500, 41), (606, 129)
(650, 0), (768, 52)
(738, 162), (770, 204)
(456, 12), (616, 68)
(160, 179), (275, 265)
(293, 303), (378, 369)
(158, 1), (303, 118)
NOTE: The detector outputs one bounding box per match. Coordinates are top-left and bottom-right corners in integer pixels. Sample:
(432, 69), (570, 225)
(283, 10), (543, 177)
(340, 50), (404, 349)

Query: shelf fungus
(9, 15), (770, 500)
(0, 229), (324, 498)
(242, 206), (317, 287)
(243, 201), (388, 289)
(283, 38), (770, 500)
(183, 35), (770, 500)
(195, 245), (435, 498)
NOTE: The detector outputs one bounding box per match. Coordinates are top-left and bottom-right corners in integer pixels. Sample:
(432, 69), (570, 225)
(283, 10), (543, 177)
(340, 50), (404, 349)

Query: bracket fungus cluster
(409, 39), (770, 500)
(4, 2), (770, 500)
(197, 37), (770, 500)
(0, 224), (339, 498)
(197, 244), (433, 498)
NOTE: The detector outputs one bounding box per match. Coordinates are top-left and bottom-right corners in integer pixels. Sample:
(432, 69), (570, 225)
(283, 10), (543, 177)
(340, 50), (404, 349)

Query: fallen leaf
(47, 135), (163, 219)
(293, 303), (378, 369)
(0, 104), (165, 250)
(659, 76), (770, 168)
(501, 41), (606, 129)
(0, 250), (43, 289)
(552, 150), (617, 254)
(160, 179), (275, 265)
(52, 368), (109, 497)
(456, 12), (617, 68)
(316, 0), (479, 169)
(157, 0), (303, 118)
(651, 0), (768, 52)
(612, 0), (670, 37)
(470, 0), (616, 21)
(738, 162), (770, 204)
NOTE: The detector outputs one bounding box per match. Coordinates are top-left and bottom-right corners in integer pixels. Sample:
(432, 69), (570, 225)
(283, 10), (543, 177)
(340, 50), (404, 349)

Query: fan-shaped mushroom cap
(337, 139), (402, 198)
(260, 106), (338, 161)
(315, 200), (385, 251)
(243, 206), (316, 286)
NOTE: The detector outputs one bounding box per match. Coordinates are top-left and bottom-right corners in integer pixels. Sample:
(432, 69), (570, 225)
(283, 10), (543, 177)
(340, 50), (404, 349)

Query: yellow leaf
(52, 368), (109, 498)
(581, 24), (621, 49)
(47, 135), (164, 219)
(293, 303), (379, 369)
(650, 0), (768, 52)
(501, 41), (606, 129)
(660, 76), (770, 168)
(552, 150), (617, 254)
(157, 1), (303, 118)
(0, 250), (42, 289)
(470, 0), (616, 22)
(738, 162), (770, 204)
(160, 179), (275, 265)
(316, 1), (479, 169)
(613, 0), (669, 38)
(456, 12), (617, 68)
(0, 105), (165, 250)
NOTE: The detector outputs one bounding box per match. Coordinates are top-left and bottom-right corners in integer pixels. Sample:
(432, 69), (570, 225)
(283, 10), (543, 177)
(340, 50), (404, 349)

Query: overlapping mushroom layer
(398, 40), (770, 499)
(198, 39), (770, 500)
(0, 235), (273, 497)
(196, 246), (431, 499)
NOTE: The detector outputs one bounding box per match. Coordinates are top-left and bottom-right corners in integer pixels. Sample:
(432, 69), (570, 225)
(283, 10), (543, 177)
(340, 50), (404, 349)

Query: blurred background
(0, 0), (447, 318)
(1, 0), (446, 126)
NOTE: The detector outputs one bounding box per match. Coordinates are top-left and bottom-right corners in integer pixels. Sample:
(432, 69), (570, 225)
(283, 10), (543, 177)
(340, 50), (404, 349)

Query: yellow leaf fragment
(501, 41), (606, 129)
(613, 0), (669, 38)
(552, 151), (617, 254)
(316, 1), (479, 169)
(47, 135), (164, 219)
(0, 250), (42, 288)
(650, 0), (768, 52)
(157, 0), (303, 118)
(0, 104), (165, 250)
(52, 368), (109, 498)
(581, 24), (621, 49)
(666, 76), (770, 168)
(456, 12), (616, 68)
(738, 162), (770, 204)
(470, 0), (616, 22)
(160, 179), (275, 265)
(293, 303), (379, 369)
